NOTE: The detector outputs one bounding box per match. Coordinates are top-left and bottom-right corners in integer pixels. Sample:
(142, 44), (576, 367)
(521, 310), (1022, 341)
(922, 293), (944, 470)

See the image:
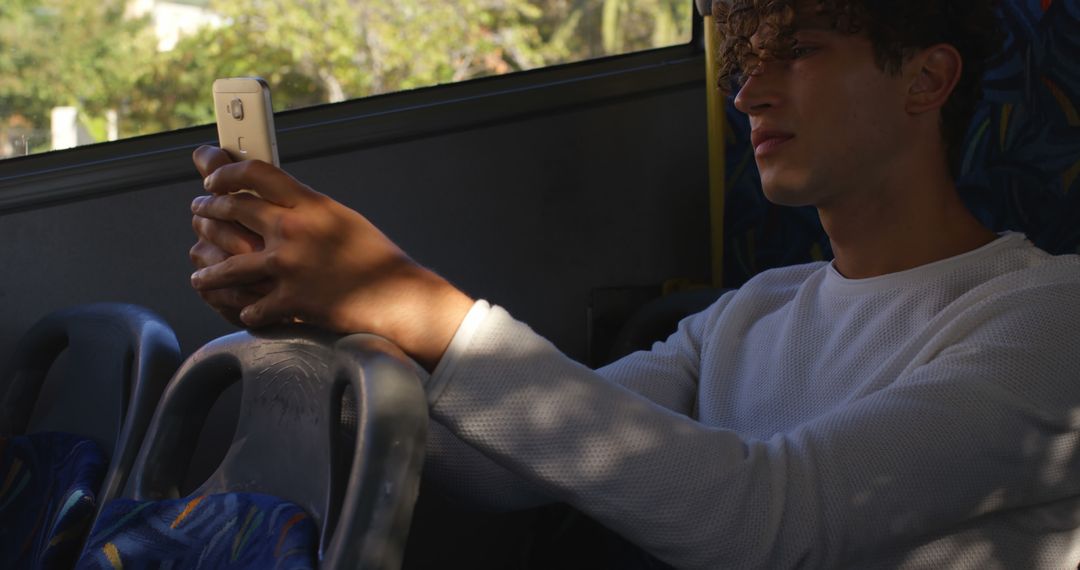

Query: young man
(189, 0), (1080, 567)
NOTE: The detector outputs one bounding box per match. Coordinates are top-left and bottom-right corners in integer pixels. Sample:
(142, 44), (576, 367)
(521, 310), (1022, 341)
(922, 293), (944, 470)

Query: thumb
(193, 145), (233, 179)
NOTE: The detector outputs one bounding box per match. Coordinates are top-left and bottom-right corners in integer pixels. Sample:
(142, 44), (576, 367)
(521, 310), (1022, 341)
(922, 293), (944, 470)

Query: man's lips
(751, 130), (795, 156)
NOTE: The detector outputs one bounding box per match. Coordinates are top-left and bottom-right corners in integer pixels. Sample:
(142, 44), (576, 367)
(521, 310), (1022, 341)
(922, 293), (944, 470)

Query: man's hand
(190, 147), (270, 327)
(189, 145), (474, 371)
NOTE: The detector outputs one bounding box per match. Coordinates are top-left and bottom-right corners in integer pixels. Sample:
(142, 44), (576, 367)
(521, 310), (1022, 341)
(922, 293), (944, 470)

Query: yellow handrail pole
(701, 9), (727, 288)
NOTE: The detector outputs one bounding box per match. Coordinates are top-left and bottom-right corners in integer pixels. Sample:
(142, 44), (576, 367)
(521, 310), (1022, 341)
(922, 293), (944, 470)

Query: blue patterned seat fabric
(959, 0), (1080, 251)
(723, 0), (1080, 286)
(76, 492), (318, 570)
(0, 432), (106, 570)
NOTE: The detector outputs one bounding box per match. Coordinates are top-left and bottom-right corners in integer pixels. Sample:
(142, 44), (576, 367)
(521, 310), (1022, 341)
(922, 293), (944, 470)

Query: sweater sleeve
(425, 283), (1080, 569)
(591, 291), (730, 415)
(419, 299), (716, 511)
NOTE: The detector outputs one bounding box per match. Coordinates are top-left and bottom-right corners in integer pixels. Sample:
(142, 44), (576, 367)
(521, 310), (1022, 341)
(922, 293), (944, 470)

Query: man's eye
(791, 46), (816, 58)
(736, 56), (763, 84)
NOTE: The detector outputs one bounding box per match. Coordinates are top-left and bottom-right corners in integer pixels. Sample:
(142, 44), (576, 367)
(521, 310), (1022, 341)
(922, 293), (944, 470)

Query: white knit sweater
(424, 233), (1080, 569)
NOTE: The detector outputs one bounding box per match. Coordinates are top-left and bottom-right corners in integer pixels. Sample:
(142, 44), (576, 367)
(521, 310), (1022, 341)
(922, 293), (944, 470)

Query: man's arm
(426, 288), (1080, 569)
(420, 298), (717, 511)
(188, 146), (715, 512)
(189, 146), (472, 371)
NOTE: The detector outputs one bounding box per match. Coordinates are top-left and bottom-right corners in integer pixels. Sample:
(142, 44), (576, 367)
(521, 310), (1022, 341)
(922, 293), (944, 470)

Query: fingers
(201, 159), (313, 208)
(193, 145), (233, 179)
(196, 281), (302, 329)
(189, 239), (227, 270)
(191, 213), (264, 256)
(191, 251), (272, 291)
(200, 287), (265, 312)
(238, 289), (296, 329)
(197, 286), (270, 329)
(191, 194), (279, 236)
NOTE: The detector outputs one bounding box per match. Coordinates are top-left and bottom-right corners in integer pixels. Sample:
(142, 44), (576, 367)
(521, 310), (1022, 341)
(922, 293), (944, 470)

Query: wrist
(372, 269), (474, 372)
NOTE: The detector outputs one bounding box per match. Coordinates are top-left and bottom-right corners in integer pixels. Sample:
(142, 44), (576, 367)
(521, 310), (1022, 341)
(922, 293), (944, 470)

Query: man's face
(732, 15), (913, 209)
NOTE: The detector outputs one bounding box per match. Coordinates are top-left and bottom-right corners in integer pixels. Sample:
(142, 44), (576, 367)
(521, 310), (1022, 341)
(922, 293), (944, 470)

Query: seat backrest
(123, 327), (428, 570)
(607, 288), (730, 363)
(0, 302), (181, 505)
(956, 0), (1080, 254)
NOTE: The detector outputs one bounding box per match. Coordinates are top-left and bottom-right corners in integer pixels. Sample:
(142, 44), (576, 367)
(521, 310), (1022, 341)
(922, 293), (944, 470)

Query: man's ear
(905, 44), (962, 115)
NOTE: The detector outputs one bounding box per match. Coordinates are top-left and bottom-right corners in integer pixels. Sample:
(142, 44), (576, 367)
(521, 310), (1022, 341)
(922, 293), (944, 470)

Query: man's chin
(760, 183), (816, 208)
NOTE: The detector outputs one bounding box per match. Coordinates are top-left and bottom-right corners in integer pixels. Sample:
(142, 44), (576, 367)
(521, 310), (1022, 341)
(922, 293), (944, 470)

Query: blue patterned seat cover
(76, 492), (318, 570)
(0, 432), (106, 570)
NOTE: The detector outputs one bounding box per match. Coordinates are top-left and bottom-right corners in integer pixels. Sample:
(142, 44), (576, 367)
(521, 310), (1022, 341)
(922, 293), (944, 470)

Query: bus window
(0, 0), (693, 160)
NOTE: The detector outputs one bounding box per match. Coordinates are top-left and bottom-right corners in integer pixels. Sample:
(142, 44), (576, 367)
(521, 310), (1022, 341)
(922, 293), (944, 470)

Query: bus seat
(722, 0), (1080, 286)
(0, 303), (181, 569)
(76, 328), (427, 570)
(607, 288), (730, 363)
(956, 0), (1080, 253)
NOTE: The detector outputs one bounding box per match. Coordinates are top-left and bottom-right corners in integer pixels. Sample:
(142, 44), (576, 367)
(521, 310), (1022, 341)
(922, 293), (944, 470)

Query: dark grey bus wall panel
(0, 61), (710, 366)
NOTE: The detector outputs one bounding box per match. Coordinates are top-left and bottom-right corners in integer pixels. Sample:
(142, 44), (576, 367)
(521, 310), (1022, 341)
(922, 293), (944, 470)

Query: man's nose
(732, 61), (782, 115)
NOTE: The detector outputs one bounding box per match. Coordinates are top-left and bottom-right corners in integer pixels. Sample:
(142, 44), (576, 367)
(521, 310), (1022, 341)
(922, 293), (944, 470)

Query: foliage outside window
(0, 0), (693, 160)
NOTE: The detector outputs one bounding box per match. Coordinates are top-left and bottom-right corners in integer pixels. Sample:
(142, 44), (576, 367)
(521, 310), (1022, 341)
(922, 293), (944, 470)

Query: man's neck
(820, 172), (997, 280)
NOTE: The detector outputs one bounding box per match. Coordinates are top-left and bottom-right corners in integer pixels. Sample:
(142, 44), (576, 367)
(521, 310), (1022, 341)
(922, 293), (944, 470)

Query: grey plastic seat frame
(124, 326), (428, 570)
(0, 302), (181, 506)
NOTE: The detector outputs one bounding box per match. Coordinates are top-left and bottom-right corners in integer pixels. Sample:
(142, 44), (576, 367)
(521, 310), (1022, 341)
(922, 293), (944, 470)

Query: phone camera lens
(229, 98), (244, 120)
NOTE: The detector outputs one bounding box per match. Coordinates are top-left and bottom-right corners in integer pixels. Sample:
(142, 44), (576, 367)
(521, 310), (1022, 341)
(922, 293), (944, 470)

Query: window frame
(0, 10), (705, 215)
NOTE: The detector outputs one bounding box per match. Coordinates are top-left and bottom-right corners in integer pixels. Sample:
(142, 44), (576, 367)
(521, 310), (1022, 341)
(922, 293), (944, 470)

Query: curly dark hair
(714, 0), (1005, 178)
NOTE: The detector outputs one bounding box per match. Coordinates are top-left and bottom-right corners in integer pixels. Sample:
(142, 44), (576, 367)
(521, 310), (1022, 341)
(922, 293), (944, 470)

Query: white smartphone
(212, 76), (279, 168)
